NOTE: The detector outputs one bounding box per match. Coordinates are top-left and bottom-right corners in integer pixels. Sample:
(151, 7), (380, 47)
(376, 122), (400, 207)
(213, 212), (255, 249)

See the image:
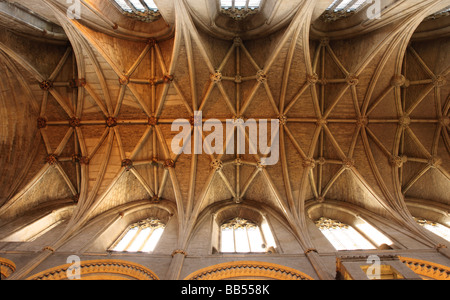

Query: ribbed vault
(0, 0), (448, 280)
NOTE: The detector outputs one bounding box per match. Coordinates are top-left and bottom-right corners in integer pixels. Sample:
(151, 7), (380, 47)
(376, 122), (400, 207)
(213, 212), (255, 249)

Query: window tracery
(414, 218), (450, 242)
(320, 0), (369, 23)
(220, 217), (271, 253)
(111, 0), (161, 22)
(219, 0), (262, 20)
(1, 207), (73, 243)
(315, 217), (376, 250)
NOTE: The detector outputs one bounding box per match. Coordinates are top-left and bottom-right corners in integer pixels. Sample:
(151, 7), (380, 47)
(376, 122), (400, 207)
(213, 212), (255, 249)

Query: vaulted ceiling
(0, 0), (449, 260)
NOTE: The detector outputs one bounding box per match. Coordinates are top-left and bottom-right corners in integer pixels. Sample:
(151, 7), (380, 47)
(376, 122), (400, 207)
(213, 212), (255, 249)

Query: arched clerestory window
(111, 0), (161, 22)
(414, 218), (450, 242)
(109, 218), (165, 253)
(220, 217), (276, 253)
(315, 217), (393, 251)
(0, 206), (74, 242)
(219, 0), (262, 20)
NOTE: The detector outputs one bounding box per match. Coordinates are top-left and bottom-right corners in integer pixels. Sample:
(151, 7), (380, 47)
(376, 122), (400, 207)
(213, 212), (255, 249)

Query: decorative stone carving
(233, 37), (242, 46)
(321, 10), (356, 23)
(0, 257), (16, 279)
(220, 6), (260, 20)
(316, 196), (325, 203)
(320, 37), (330, 46)
(119, 76), (129, 85)
(106, 117), (118, 128)
(69, 78), (86, 88)
(256, 161), (265, 171)
(399, 256), (450, 280)
(69, 117), (81, 128)
(342, 158), (355, 170)
(256, 70), (267, 83)
(79, 156), (90, 165)
(42, 246), (55, 253)
(356, 116), (368, 127)
(211, 159), (224, 172)
(307, 73), (319, 85)
(164, 159), (175, 169)
(398, 115), (411, 128)
(389, 155), (407, 168)
(147, 38), (157, 47)
(433, 75), (446, 87)
(302, 157), (316, 169)
(316, 217), (349, 230)
(27, 259), (160, 280)
(46, 154), (59, 166)
(37, 117), (47, 129)
(148, 116), (158, 126)
(211, 71), (222, 83)
(121, 159), (133, 171)
(316, 118), (328, 127)
(39, 80), (53, 91)
(278, 114), (287, 126)
(427, 156), (441, 168)
(172, 249), (187, 257)
(185, 261), (313, 280)
(150, 195), (160, 204)
(346, 74), (359, 86)
(123, 10), (161, 23)
(304, 248), (318, 255)
(163, 74), (174, 83)
(72, 154), (81, 163)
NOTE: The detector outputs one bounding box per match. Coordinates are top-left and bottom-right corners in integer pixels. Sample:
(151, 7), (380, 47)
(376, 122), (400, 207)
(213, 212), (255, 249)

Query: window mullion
(138, 228), (155, 252)
(124, 0), (139, 13)
(233, 227), (237, 253)
(124, 228), (142, 251)
(245, 227), (251, 252)
(344, 0), (358, 11)
(259, 226), (267, 250)
(138, 0), (149, 10)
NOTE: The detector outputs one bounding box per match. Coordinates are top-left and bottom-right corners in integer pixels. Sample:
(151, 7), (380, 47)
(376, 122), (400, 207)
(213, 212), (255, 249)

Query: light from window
(355, 222), (393, 247)
(322, 0), (368, 22)
(221, 0), (232, 9)
(111, 218), (165, 253)
(220, 0), (262, 20)
(248, 0), (261, 9)
(327, 0), (367, 12)
(220, 217), (268, 253)
(316, 217), (376, 250)
(221, 0), (261, 9)
(415, 218), (450, 242)
(426, 6), (450, 20)
(114, 0), (131, 12)
(143, 0), (159, 11)
(111, 0), (160, 22)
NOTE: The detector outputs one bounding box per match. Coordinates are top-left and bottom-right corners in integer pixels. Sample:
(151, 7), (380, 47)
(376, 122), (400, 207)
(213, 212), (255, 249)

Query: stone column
(165, 249), (187, 280)
(304, 248), (335, 280)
